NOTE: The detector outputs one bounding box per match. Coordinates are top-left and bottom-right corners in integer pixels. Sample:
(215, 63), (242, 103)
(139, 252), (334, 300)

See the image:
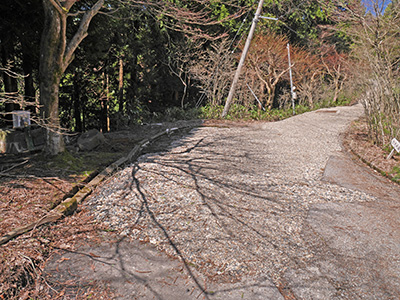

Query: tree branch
(47, 0), (64, 15)
(62, 0), (105, 72)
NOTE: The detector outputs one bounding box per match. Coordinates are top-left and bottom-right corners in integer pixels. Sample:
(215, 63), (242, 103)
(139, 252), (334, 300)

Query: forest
(0, 0), (399, 154)
(1, 1), (400, 298)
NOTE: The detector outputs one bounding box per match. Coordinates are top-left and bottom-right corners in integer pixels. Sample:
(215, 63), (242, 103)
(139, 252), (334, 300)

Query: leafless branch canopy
(120, 0), (248, 40)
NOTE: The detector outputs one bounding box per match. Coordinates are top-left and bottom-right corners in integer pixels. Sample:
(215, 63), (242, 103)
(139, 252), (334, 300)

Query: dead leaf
(57, 257), (70, 263)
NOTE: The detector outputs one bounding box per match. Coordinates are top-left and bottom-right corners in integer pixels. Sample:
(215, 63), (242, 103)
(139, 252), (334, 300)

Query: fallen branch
(0, 173), (67, 185)
(0, 160), (29, 174)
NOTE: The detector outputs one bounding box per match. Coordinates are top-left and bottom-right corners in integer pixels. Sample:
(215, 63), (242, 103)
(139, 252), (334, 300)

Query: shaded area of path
(283, 153), (400, 299)
(44, 104), (400, 299)
(44, 238), (283, 299)
(291, 154), (400, 298)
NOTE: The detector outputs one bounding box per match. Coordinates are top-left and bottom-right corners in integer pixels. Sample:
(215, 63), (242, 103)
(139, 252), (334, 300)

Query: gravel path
(78, 104), (400, 299)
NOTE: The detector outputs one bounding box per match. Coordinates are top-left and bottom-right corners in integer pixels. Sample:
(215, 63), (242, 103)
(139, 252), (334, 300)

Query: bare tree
(245, 33), (291, 109)
(0, 66), (39, 123)
(321, 0), (400, 146)
(151, 1), (247, 109)
(242, 31), (322, 110)
(320, 46), (349, 103)
(188, 37), (236, 107)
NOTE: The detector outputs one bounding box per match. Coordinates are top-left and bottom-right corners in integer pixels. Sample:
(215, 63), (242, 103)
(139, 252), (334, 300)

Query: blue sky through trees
(362, 0), (392, 14)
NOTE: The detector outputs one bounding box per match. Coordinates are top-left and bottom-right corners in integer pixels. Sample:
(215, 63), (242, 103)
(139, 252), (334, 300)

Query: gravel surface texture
(82, 104), (399, 299)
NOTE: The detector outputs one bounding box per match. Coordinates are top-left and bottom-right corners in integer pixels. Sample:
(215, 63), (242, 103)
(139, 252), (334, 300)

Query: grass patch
(199, 103), (318, 121)
(140, 96), (352, 124)
(390, 165), (400, 182)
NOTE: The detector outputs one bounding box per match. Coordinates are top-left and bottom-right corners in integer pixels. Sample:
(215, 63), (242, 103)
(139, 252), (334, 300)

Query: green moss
(79, 152), (120, 172)
(50, 151), (84, 171)
(79, 186), (92, 195)
(55, 197), (78, 215)
(44, 150), (119, 178)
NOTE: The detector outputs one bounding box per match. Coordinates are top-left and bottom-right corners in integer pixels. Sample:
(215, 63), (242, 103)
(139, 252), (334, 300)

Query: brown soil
(0, 117), (398, 299)
(342, 116), (400, 182)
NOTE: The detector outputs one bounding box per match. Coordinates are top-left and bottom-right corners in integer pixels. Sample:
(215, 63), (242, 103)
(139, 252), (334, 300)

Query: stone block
(0, 127), (45, 154)
(77, 129), (105, 151)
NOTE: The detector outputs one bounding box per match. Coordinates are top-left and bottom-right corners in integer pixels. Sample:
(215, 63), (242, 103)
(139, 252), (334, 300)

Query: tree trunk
(1, 45), (19, 125)
(82, 95), (87, 131)
(39, 0), (104, 155)
(264, 83), (275, 109)
(21, 41), (36, 113)
(73, 71), (82, 132)
(39, 0), (66, 155)
(129, 54), (138, 102)
(106, 73), (110, 132)
(100, 72), (110, 133)
(118, 57), (124, 113)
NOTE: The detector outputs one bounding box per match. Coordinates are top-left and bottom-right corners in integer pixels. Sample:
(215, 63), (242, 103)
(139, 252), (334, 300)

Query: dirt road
(44, 104), (400, 299)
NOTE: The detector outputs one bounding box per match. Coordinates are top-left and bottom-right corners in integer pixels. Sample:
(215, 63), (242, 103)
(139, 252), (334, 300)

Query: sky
(362, 0), (392, 14)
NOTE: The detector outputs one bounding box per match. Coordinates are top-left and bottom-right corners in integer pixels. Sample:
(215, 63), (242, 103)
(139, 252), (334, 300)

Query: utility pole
(221, 0), (265, 118)
(287, 43), (295, 115)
